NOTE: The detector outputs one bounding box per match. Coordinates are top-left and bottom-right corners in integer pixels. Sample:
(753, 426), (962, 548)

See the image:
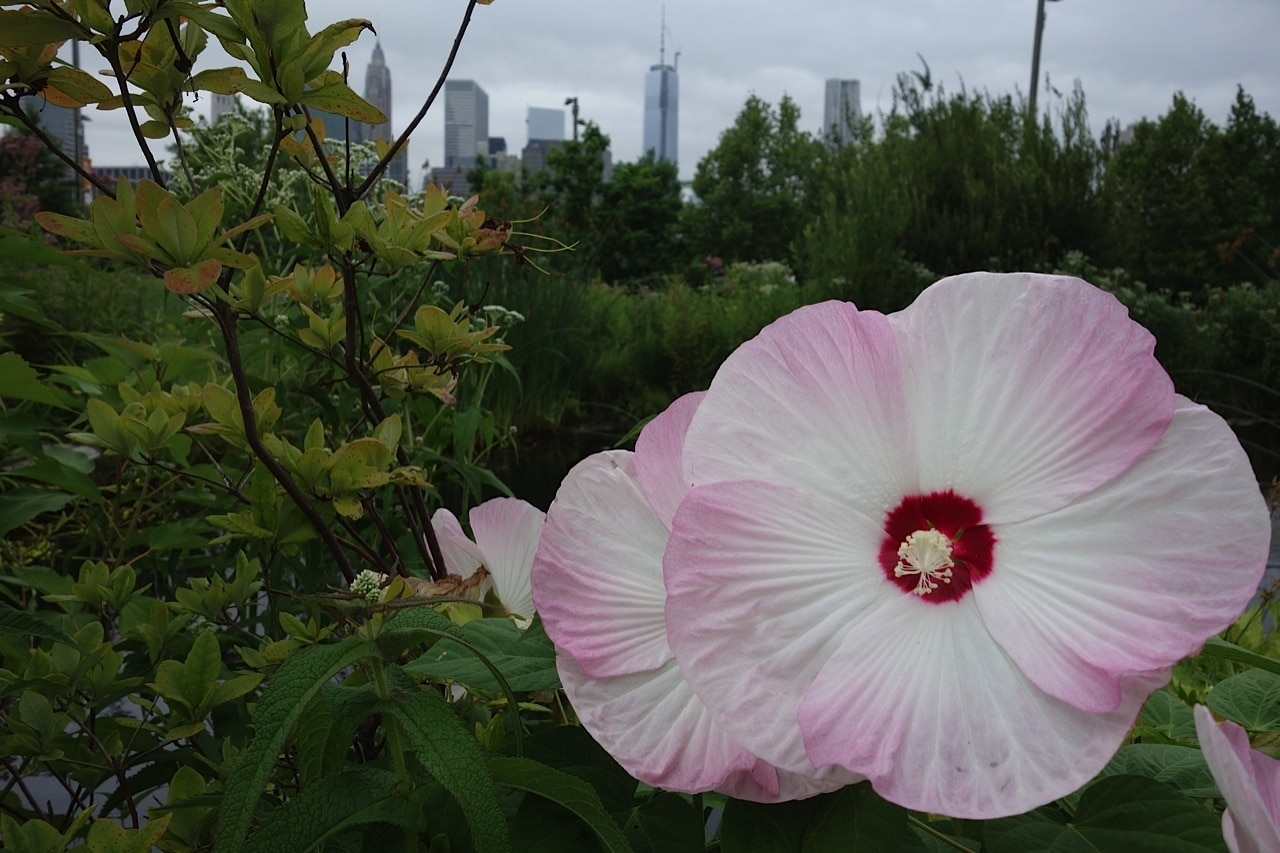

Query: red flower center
(878, 490), (995, 604)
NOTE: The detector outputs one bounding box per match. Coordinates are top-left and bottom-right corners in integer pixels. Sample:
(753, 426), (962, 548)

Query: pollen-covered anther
(894, 528), (955, 596)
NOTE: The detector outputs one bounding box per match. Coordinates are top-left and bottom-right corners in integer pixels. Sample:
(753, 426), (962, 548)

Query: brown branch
(354, 0), (480, 197)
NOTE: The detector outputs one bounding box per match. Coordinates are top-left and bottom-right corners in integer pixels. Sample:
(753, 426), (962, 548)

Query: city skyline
(58, 0), (1280, 187)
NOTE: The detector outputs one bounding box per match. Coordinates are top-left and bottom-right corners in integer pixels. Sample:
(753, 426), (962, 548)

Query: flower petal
(1195, 705), (1280, 853)
(664, 477), (887, 780)
(531, 451), (672, 678)
(559, 654), (845, 801)
(977, 398), (1269, 713)
(635, 392), (704, 528)
(431, 507), (486, 578)
(469, 497), (544, 621)
(682, 301), (916, 521)
(795, 594), (1164, 817)
(889, 272), (1175, 524)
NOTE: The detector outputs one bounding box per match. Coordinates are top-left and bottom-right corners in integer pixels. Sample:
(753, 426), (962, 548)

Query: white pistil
(894, 528), (955, 596)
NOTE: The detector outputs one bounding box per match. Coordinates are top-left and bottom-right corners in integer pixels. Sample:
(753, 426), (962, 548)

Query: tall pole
(1028, 0), (1047, 119)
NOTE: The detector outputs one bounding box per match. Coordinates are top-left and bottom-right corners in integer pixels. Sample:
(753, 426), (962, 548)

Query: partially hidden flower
(658, 272), (1269, 817)
(1195, 704), (1280, 853)
(531, 393), (856, 802)
(432, 497), (542, 624)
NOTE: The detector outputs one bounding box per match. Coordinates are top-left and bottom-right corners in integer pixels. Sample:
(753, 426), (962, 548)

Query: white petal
(431, 507), (486, 580)
(1195, 705), (1280, 853)
(469, 497), (545, 621)
(889, 272), (1175, 524)
(531, 451), (672, 678)
(682, 301), (917, 521)
(635, 392), (704, 528)
(664, 477), (889, 780)
(978, 398), (1270, 713)
(796, 594), (1165, 817)
(560, 654), (845, 801)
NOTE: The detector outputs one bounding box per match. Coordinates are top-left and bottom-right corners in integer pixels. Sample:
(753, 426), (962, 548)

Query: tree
(0, 121), (81, 229)
(595, 151), (682, 283)
(683, 94), (823, 266)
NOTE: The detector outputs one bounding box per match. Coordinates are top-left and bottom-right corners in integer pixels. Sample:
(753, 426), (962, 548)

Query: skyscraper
(361, 41), (407, 186)
(642, 16), (678, 166)
(526, 107), (564, 145)
(444, 80), (489, 169)
(210, 93), (236, 122)
(823, 79), (862, 145)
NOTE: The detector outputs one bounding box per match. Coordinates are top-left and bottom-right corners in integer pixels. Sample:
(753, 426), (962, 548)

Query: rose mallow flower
(1195, 704), (1280, 853)
(662, 272), (1269, 818)
(531, 393), (857, 802)
(432, 497), (543, 623)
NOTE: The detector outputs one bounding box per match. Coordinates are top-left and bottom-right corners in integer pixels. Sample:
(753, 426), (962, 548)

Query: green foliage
(684, 94), (823, 267)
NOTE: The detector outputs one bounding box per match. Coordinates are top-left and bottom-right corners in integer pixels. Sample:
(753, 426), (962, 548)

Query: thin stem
(354, 0), (479, 198)
(906, 816), (977, 853)
(101, 41), (164, 185)
(1, 758), (49, 822)
(214, 301), (357, 582)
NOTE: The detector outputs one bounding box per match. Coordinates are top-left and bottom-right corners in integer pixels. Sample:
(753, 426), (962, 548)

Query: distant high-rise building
(642, 16), (678, 166)
(823, 78), (862, 145)
(445, 80), (489, 169)
(526, 107), (564, 144)
(362, 41), (407, 186)
(210, 93), (236, 122)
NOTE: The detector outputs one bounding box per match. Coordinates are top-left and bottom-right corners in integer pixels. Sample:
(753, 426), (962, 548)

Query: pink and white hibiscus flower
(431, 497), (543, 623)
(657, 272), (1268, 818)
(1195, 704), (1280, 853)
(531, 393), (856, 802)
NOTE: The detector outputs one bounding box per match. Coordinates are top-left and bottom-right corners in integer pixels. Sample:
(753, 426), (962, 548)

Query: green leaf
(620, 792), (702, 853)
(294, 682), (380, 788)
(1207, 667), (1280, 732)
(720, 783), (907, 853)
(406, 617), (560, 692)
(489, 756), (633, 853)
(298, 73), (387, 124)
(214, 637), (370, 853)
(243, 766), (425, 853)
(0, 9), (81, 45)
(983, 775), (1227, 853)
(0, 487), (78, 537)
(0, 352), (74, 408)
(1137, 689), (1198, 741)
(1103, 744), (1219, 798)
(1201, 637), (1280, 678)
(380, 606), (524, 751)
(381, 682), (511, 853)
(0, 602), (70, 643)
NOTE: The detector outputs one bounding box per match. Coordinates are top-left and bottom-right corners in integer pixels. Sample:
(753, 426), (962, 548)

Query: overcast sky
(80, 0), (1280, 186)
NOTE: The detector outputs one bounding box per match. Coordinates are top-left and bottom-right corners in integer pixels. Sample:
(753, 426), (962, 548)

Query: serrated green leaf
(382, 684), (510, 852)
(214, 637), (370, 853)
(244, 766), (424, 853)
(0, 351), (74, 408)
(1208, 668), (1280, 732)
(294, 682), (380, 788)
(983, 775), (1227, 853)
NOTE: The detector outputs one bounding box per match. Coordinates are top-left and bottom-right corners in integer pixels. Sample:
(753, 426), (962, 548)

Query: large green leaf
(214, 637), (370, 853)
(983, 775), (1227, 852)
(1136, 689), (1198, 741)
(406, 616), (560, 691)
(1103, 744), (1219, 798)
(720, 783), (907, 853)
(1207, 667), (1280, 732)
(381, 682), (510, 853)
(489, 756), (633, 853)
(243, 766), (425, 852)
(1200, 638), (1280, 678)
(0, 9), (81, 45)
(293, 682), (380, 789)
(0, 352), (75, 408)
(620, 792), (702, 853)
(0, 602), (69, 643)
(0, 487), (78, 537)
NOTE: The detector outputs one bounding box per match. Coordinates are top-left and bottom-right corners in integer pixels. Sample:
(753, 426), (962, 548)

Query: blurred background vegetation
(5, 69), (1279, 500)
